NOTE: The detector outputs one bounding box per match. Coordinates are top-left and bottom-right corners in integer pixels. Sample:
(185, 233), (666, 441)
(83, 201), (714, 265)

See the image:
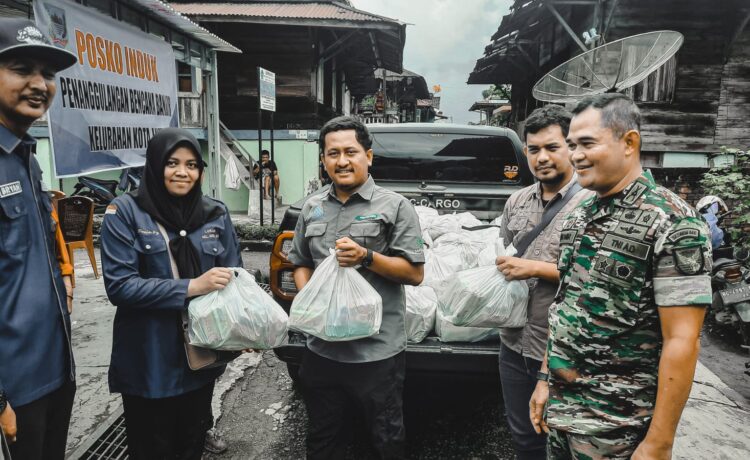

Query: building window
(624, 55), (678, 103)
(178, 61), (194, 92)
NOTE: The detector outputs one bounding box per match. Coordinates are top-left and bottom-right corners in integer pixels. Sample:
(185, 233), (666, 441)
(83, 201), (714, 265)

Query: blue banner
(34, 0), (178, 177)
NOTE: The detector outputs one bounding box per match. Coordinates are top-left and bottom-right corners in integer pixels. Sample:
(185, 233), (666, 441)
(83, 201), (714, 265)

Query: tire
(287, 363), (300, 383)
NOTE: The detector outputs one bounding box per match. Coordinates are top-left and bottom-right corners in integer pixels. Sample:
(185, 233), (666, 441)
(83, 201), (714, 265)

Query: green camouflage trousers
(548, 427), (646, 460)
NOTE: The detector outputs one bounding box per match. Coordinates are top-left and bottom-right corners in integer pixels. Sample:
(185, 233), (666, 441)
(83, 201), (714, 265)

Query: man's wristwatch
(0, 389), (7, 414)
(362, 248), (374, 268)
(536, 371), (550, 382)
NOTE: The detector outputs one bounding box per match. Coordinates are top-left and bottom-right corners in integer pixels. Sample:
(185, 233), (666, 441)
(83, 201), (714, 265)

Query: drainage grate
(72, 283), (272, 459)
(74, 411), (128, 460)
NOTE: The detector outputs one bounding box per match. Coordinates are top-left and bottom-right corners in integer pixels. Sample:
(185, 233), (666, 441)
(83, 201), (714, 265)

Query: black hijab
(132, 128), (225, 279)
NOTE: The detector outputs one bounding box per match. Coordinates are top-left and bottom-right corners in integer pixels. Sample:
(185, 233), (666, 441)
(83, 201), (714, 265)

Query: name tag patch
(601, 234), (651, 260)
(0, 181), (22, 198)
(355, 213), (380, 221)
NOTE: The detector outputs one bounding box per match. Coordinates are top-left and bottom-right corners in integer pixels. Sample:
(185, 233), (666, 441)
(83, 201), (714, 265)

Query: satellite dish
(532, 30), (684, 102)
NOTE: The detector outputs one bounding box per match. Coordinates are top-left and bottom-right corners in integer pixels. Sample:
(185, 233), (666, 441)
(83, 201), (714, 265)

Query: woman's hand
(188, 268), (233, 297)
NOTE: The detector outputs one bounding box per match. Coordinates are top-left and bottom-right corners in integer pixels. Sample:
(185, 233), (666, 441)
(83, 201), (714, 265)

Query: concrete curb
(240, 240), (274, 252)
(673, 361), (750, 459)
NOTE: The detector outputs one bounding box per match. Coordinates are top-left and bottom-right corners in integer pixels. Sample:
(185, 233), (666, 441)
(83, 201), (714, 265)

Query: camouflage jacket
(546, 171), (712, 435)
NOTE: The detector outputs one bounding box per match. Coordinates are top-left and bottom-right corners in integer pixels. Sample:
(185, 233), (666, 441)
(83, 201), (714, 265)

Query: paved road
(64, 249), (750, 459)
(206, 352), (515, 460)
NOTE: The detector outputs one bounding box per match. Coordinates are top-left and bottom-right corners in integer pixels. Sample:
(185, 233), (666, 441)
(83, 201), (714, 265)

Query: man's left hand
(496, 256), (538, 281)
(631, 439), (671, 460)
(335, 237), (366, 267)
(63, 275), (73, 314)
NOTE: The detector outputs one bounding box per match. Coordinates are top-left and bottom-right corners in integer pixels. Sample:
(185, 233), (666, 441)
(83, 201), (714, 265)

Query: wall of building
(32, 133), (320, 214)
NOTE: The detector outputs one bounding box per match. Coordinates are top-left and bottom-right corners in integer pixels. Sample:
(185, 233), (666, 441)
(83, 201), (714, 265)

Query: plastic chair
(49, 190), (66, 211)
(57, 196), (99, 284)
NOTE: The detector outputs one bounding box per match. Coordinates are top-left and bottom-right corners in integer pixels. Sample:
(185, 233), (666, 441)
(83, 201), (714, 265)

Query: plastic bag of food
(438, 264), (528, 328)
(405, 285), (438, 343)
(415, 205), (439, 228)
(455, 212), (482, 229)
(289, 249), (383, 341)
(477, 237), (505, 266)
(434, 309), (499, 342)
(421, 246), (465, 288)
(188, 268), (289, 350)
(434, 232), (485, 269)
(426, 215), (462, 241)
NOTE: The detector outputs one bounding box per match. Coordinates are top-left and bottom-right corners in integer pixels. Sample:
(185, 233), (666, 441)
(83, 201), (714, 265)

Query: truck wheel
(287, 363), (300, 382)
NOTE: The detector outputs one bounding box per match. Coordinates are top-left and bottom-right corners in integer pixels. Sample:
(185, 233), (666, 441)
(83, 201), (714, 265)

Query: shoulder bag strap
(514, 182), (583, 257)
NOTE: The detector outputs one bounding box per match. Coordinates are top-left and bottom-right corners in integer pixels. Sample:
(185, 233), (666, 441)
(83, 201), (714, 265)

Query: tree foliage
(481, 84), (511, 100)
(700, 147), (750, 249)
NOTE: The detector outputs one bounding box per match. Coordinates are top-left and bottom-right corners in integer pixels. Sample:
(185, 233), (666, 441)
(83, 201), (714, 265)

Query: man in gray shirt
(288, 116), (424, 460)
(496, 105), (593, 459)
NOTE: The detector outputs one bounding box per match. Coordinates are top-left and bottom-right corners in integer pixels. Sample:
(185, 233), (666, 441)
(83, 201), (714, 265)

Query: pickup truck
(268, 123), (534, 381)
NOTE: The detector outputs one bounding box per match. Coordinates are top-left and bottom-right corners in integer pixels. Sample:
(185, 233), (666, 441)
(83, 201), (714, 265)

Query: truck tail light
(270, 231), (298, 302)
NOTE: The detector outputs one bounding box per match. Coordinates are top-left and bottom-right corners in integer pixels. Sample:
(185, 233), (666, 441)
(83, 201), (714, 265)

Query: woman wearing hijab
(100, 128), (241, 459)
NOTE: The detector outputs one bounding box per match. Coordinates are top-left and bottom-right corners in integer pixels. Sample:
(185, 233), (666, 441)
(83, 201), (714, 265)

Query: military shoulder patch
(674, 246), (704, 275)
(667, 227), (700, 243)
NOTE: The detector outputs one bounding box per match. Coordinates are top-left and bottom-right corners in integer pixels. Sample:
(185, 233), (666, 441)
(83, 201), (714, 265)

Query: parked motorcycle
(698, 195), (750, 348)
(72, 167), (142, 213)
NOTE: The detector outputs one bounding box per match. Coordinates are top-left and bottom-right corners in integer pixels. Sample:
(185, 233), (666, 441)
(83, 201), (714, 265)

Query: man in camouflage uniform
(529, 94), (712, 460)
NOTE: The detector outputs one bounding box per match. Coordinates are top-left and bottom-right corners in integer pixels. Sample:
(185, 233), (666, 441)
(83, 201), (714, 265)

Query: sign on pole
(34, 0), (178, 178)
(258, 67), (276, 112)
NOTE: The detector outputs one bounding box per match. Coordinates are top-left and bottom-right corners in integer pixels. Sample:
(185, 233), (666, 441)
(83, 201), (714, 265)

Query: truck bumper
(274, 333), (500, 380)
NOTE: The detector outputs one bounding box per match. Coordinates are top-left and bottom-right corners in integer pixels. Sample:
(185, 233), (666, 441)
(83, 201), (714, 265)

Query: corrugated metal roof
(130, 0), (240, 52)
(171, 2), (400, 24)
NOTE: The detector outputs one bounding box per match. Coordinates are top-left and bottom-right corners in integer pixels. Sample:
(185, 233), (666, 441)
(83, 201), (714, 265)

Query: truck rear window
(370, 132), (521, 183)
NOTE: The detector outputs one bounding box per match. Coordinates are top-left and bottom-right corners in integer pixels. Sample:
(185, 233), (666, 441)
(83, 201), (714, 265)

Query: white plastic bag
(477, 237), (505, 266)
(421, 246), (465, 289)
(188, 268), (289, 350)
(434, 232), (484, 269)
(438, 265), (528, 328)
(427, 215), (462, 241)
(289, 249), (383, 341)
(405, 285), (437, 343)
(435, 309), (499, 343)
(455, 212), (482, 229)
(415, 205), (439, 228)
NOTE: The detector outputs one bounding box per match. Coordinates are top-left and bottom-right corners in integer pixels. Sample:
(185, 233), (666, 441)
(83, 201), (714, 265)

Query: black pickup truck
(269, 123), (534, 381)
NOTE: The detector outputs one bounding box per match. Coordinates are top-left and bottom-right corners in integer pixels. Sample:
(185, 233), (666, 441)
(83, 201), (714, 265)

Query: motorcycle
(698, 195), (750, 349)
(72, 167), (142, 213)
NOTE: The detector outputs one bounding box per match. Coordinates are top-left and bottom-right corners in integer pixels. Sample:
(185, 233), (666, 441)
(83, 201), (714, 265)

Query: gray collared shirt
(499, 175), (594, 361)
(288, 175), (425, 363)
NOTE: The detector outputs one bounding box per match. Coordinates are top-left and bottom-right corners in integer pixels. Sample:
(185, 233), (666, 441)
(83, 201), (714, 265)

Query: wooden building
(170, 0), (406, 129)
(468, 0), (750, 167)
(353, 68), (435, 124)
